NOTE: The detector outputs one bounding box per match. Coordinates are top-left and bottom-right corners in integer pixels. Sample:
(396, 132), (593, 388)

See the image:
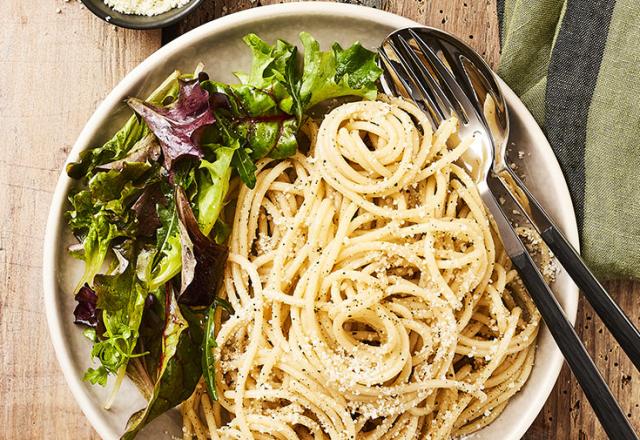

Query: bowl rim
(80, 0), (206, 30)
(43, 3), (579, 439)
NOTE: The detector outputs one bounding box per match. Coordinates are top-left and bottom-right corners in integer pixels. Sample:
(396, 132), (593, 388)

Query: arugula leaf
(196, 143), (236, 236)
(299, 32), (382, 109)
(201, 303), (218, 401)
(153, 190), (177, 261)
(148, 198), (182, 291)
(122, 287), (203, 440)
(231, 146), (257, 189)
(202, 298), (232, 401)
(127, 79), (215, 171)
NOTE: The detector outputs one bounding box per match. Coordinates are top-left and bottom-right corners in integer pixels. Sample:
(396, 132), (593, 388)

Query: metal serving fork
(402, 27), (640, 375)
(378, 27), (638, 440)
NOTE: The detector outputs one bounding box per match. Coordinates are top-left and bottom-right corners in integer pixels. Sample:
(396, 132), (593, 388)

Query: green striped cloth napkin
(496, 0), (640, 279)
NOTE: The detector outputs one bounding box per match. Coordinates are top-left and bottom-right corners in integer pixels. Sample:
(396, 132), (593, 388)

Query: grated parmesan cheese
(104, 0), (190, 16)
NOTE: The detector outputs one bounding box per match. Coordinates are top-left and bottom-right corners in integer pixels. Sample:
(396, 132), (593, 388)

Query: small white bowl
(43, 3), (579, 439)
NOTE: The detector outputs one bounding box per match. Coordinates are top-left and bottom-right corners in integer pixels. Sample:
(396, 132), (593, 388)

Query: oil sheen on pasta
(182, 97), (541, 439)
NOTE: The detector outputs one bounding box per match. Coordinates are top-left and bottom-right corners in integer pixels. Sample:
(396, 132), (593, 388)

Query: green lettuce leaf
(201, 32), (381, 180)
(83, 245), (149, 400)
(196, 143), (237, 236)
(67, 162), (158, 292)
(299, 32), (382, 109)
(122, 288), (203, 440)
(73, 215), (123, 295)
(236, 33), (301, 119)
(67, 33), (383, 433)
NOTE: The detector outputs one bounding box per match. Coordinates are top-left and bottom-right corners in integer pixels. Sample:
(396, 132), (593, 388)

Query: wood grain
(526, 280), (640, 439)
(0, 1), (159, 439)
(0, 1), (637, 439)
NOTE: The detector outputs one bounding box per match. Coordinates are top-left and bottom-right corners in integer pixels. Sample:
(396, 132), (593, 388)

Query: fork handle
(511, 250), (638, 440)
(500, 169), (640, 372)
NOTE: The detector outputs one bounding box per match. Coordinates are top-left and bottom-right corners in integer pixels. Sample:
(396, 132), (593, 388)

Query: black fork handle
(541, 225), (640, 371)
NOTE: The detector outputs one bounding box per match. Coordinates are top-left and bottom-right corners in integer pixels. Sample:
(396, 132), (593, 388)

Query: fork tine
(377, 48), (412, 99)
(406, 29), (478, 124)
(378, 46), (443, 128)
(384, 40), (448, 123)
(377, 49), (422, 107)
(390, 35), (455, 121)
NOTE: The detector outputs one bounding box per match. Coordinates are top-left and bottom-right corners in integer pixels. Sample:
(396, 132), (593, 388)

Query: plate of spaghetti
(43, 3), (579, 440)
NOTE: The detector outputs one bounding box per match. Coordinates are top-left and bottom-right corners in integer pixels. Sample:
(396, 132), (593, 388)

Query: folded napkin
(496, 0), (640, 279)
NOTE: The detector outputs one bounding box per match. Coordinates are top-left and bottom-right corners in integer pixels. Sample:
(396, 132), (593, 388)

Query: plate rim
(43, 3), (579, 439)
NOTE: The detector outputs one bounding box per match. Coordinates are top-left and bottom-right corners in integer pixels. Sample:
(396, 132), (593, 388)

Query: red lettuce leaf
(175, 188), (228, 307)
(127, 79), (215, 170)
(131, 183), (166, 237)
(73, 284), (99, 327)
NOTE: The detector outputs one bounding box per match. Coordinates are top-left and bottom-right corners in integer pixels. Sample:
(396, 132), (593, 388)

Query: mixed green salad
(66, 32), (382, 438)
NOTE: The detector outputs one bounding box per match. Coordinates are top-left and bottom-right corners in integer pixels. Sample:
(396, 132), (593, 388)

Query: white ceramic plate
(43, 3), (579, 439)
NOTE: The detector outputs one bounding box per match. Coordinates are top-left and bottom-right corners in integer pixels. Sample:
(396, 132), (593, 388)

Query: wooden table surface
(1, 0), (638, 438)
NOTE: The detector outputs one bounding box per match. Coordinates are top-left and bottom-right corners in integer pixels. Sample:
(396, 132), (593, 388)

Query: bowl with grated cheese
(80, 0), (205, 29)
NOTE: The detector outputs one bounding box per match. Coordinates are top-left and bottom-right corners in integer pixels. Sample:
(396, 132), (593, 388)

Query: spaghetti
(186, 97), (541, 439)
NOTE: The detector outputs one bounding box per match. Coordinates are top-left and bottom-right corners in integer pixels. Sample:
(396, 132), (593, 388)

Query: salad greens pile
(66, 32), (381, 438)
